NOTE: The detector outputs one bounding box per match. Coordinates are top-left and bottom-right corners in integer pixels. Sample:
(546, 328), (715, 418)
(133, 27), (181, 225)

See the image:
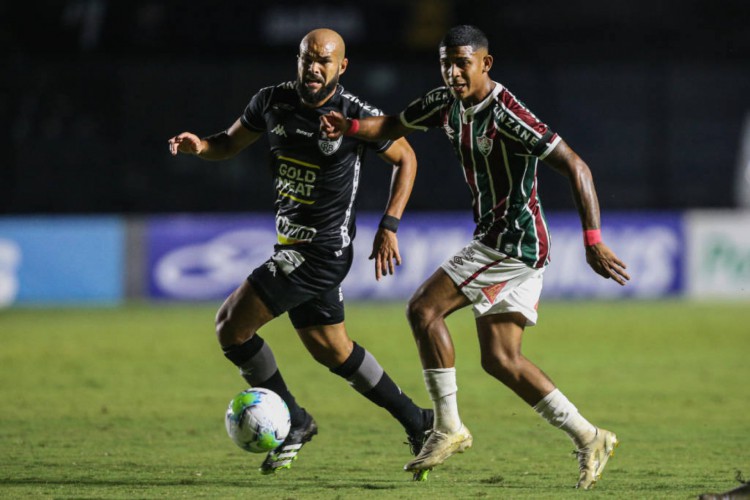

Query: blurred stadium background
(1, 0), (750, 305)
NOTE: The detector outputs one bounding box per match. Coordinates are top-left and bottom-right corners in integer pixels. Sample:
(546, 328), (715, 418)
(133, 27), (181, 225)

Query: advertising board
(0, 217), (124, 305)
(686, 211), (750, 298)
(146, 212), (684, 301)
(543, 212), (683, 298)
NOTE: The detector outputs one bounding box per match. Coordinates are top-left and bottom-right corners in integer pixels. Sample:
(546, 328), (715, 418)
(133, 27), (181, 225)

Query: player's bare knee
(406, 295), (437, 333)
(215, 315), (254, 347)
(215, 317), (234, 345)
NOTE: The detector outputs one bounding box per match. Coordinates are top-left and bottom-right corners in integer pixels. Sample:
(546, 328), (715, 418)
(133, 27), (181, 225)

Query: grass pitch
(1, 301), (748, 499)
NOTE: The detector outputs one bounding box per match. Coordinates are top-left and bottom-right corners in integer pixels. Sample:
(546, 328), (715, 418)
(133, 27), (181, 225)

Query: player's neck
(462, 80), (495, 107)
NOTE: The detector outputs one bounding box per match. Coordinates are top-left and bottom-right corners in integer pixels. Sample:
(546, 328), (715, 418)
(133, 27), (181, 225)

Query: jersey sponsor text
(276, 216), (317, 244)
(492, 107), (539, 147)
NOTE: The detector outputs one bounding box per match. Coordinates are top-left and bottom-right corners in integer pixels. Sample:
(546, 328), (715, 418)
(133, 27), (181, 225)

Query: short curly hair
(439, 25), (489, 50)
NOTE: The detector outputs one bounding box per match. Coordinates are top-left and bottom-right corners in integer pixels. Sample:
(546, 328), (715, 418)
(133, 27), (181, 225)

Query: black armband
(379, 214), (400, 233)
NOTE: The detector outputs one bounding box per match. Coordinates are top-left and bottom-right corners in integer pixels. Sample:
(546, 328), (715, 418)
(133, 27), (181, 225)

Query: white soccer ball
(225, 388), (291, 453)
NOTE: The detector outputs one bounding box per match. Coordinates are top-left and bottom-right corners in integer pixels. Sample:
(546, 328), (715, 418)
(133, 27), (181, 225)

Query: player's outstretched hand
(585, 242), (630, 285)
(168, 132), (204, 156)
(369, 228), (401, 281)
(320, 111), (349, 140)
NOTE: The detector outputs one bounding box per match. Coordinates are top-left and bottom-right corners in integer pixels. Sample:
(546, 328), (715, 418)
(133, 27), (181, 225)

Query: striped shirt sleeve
(399, 87), (452, 131)
(495, 87), (560, 159)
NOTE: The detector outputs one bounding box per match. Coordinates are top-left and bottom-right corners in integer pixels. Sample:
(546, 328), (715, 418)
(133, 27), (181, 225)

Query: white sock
(533, 388), (597, 448)
(423, 368), (462, 433)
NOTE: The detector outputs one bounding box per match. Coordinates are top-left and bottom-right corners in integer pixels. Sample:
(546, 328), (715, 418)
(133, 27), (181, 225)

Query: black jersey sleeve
(240, 86), (273, 132)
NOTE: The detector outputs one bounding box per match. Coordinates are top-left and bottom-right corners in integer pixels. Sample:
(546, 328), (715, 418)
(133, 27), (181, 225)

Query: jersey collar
(459, 82), (503, 122)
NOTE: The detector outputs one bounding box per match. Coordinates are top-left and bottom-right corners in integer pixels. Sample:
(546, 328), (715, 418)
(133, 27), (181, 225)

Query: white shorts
(440, 240), (545, 325)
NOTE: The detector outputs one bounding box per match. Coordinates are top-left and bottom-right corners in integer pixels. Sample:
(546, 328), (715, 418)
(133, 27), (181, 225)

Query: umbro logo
(271, 124), (287, 137)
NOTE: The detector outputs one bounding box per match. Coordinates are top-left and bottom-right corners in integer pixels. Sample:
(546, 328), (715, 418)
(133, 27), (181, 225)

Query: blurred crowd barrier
(1, 210), (748, 307)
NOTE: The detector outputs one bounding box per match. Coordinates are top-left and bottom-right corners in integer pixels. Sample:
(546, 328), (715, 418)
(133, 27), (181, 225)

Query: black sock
(223, 335), (306, 428)
(365, 372), (425, 437)
(331, 342), (424, 436)
(256, 370), (307, 428)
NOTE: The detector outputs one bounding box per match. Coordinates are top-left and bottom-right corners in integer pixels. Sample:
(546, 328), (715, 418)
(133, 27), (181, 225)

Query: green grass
(1, 301), (748, 499)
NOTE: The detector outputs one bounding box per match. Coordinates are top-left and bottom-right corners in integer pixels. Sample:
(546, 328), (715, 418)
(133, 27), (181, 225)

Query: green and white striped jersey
(400, 82), (560, 269)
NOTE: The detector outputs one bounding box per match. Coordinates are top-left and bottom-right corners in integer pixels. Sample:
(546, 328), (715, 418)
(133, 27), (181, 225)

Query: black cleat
(259, 410), (318, 474)
(406, 408), (434, 481)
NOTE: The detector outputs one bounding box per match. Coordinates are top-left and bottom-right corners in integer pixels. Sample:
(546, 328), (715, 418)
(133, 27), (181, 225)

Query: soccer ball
(225, 388), (291, 453)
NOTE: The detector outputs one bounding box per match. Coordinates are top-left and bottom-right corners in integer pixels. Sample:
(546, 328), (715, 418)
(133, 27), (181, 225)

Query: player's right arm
(320, 112), (412, 142)
(168, 118), (262, 160)
(544, 139), (630, 286)
(321, 87), (449, 141)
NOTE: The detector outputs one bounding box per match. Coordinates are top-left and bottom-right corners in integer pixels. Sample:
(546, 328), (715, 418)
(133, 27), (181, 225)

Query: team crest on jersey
(477, 135), (493, 156)
(318, 136), (342, 156)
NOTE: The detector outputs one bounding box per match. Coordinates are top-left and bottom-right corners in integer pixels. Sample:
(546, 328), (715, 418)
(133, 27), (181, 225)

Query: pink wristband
(583, 229), (602, 246)
(345, 118), (360, 136)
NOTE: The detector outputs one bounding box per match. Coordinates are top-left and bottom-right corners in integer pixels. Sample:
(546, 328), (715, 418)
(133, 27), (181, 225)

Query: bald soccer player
(169, 29), (433, 477)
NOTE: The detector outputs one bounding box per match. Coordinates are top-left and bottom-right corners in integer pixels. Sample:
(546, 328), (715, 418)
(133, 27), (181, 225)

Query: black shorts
(247, 244), (353, 329)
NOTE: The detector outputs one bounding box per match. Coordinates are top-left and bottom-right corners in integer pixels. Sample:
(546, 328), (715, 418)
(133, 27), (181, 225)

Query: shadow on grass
(0, 477), (402, 490)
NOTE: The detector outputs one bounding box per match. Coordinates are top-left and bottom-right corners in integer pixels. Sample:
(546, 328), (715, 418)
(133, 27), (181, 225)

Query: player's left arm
(369, 137), (417, 281)
(544, 139), (630, 285)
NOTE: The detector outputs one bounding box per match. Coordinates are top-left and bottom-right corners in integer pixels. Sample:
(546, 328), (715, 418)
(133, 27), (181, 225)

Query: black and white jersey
(241, 82), (392, 251)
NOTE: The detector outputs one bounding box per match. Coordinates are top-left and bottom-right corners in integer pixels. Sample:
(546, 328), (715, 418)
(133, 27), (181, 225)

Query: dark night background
(2, 0), (749, 215)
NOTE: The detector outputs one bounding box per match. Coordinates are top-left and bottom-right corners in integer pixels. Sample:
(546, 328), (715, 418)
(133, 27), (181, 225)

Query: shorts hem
(474, 304), (538, 326)
(246, 275), (285, 317)
(290, 314), (345, 330)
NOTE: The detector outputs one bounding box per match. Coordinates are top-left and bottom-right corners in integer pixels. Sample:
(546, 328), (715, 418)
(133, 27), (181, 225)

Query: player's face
(440, 45), (493, 106)
(296, 40), (346, 107)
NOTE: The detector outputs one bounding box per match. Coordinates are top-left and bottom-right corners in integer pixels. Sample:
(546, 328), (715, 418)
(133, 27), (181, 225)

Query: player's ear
(339, 57), (348, 75)
(483, 54), (493, 73)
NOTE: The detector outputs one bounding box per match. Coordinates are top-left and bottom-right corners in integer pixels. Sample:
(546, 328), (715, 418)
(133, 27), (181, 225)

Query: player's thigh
(290, 285), (352, 367)
(216, 280), (275, 343)
(409, 267), (471, 318)
(475, 311), (527, 361)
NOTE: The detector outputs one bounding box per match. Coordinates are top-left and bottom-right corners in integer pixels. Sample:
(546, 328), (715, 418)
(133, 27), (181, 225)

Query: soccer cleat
(574, 428), (619, 489)
(405, 409), (434, 481)
(403, 423), (473, 473)
(259, 410), (318, 474)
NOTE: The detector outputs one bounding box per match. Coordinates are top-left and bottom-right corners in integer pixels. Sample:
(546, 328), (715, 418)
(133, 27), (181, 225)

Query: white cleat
(575, 428), (619, 489)
(403, 424), (473, 472)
